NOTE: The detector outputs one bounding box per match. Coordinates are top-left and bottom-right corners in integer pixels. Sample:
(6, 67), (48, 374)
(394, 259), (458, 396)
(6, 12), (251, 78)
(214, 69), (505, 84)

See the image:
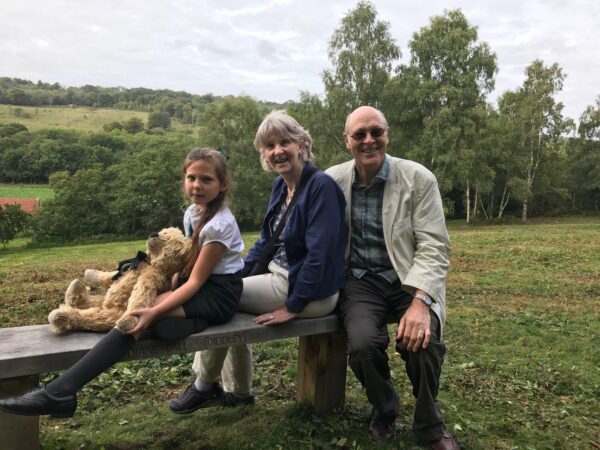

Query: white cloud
(0, 0), (598, 120)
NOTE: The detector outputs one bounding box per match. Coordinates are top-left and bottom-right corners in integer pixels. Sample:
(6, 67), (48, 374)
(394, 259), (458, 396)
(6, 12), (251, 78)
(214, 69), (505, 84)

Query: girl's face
(263, 133), (304, 178)
(184, 159), (226, 209)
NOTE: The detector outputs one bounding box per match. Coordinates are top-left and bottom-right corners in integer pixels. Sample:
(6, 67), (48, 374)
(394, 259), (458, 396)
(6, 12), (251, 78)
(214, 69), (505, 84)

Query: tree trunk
(498, 184), (510, 218)
(488, 190), (495, 218)
(479, 195), (489, 219)
(523, 128), (542, 224)
(472, 188), (479, 218)
(466, 180), (471, 223)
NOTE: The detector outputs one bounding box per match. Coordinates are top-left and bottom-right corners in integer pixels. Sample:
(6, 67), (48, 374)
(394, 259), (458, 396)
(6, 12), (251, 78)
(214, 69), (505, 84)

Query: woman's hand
(254, 307), (297, 326)
(126, 308), (158, 335)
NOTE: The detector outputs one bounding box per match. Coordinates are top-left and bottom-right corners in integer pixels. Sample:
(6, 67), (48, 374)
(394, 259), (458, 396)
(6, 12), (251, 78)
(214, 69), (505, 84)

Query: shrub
(0, 204), (28, 245)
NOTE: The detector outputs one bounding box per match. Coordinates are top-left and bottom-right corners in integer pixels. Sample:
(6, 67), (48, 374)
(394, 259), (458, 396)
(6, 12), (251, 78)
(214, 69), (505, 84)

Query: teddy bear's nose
(149, 232), (159, 238)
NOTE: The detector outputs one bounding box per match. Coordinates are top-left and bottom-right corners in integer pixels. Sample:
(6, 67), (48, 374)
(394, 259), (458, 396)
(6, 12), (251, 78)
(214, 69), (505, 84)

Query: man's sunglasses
(349, 127), (388, 141)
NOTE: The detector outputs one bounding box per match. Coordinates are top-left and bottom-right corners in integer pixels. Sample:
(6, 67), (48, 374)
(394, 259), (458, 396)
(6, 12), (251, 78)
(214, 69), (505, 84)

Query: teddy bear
(48, 227), (192, 334)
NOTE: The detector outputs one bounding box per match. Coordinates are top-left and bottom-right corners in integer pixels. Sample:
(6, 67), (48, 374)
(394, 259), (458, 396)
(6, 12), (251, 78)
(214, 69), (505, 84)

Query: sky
(1, 0), (599, 121)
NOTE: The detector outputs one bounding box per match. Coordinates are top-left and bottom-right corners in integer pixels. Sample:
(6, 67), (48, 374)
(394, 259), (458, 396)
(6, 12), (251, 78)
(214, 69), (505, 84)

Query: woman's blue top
(242, 163), (347, 313)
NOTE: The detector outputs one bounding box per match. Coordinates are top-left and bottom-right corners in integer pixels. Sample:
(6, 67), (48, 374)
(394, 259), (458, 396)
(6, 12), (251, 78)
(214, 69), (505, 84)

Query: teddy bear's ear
(160, 227), (183, 239)
(179, 239), (193, 259)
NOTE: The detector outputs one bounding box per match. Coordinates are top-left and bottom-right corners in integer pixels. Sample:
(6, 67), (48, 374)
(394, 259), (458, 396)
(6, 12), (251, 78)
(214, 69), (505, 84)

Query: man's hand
(254, 307), (297, 326)
(396, 299), (431, 352)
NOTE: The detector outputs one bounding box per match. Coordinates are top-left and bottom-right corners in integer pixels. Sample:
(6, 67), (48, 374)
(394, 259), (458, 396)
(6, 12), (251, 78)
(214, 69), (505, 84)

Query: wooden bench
(0, 312), (347, 450)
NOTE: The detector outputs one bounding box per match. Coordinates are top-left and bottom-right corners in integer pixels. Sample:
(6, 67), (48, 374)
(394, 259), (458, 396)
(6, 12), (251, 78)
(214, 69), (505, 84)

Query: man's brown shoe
(429, 428), (460, 450)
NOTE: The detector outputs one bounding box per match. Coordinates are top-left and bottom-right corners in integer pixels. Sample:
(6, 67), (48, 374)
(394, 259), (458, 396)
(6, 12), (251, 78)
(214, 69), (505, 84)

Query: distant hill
(0, 76), (217, 114)
(0, 104), (153, 133)
(0, 77), (285, 122)
(0, 104), (207, 133)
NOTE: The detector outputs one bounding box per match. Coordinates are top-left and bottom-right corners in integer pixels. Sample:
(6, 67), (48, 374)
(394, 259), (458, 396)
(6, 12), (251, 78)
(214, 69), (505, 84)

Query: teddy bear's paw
(48, 309), (71, 334)
(116, 315), (138, 333)
(64, 279), (89, 307)
(85, 269), (117, 287)
(84, 269), (103, 284)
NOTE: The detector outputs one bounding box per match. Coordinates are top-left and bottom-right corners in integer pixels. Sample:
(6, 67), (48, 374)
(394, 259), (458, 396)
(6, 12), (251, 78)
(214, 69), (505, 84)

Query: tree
(324, 1), (399, 110)
(12, 107), (32, 118)
(0, 128), (131, 183)
(498, 60), (574, 221)
(123, 117), (144, 134)
(0, 204), (28, 246)
(569, 96), (600, 210)
(289, 92), (349, 169)
(28, 133), (197, 241)
(103, 121), (123, 132)
(293, 1), (399, 168)
(110, 147), (186, 235)
(30, 169), (113, 241)
(486, 97), (529, 218)
(0, 122), (28, 137)
(385, 9), (497, 219)
(147, 110), (171, 130)
(198, 96), (271, 228)
(84, 133), (126, 153)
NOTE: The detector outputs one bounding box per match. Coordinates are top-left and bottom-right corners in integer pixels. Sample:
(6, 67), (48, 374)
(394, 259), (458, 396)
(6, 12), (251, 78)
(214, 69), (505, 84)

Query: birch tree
(323, 0), (399, 110)
(385, 9), (497, 219)
(499, 60), (573, 221)
(293, 1), (400, 165)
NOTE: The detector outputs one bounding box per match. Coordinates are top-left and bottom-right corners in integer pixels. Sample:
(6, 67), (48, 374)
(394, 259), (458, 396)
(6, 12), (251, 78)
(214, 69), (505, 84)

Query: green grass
(0, 104), (199, 133)
(1, 217), (599, 449)
(0, 183), (54, 201)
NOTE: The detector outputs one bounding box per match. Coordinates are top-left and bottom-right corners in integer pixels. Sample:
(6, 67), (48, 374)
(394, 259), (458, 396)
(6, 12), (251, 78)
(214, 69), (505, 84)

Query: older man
(326, 106), (459, 449)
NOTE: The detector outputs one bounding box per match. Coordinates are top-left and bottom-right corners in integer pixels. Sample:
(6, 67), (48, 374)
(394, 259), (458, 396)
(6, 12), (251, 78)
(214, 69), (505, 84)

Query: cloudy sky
(1, 0), (599, 121)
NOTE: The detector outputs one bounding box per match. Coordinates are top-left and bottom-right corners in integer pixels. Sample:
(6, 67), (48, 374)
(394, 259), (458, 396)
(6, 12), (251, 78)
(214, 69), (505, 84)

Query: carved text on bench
(204, 332), (247, 347)
(126, 331), (247, 359)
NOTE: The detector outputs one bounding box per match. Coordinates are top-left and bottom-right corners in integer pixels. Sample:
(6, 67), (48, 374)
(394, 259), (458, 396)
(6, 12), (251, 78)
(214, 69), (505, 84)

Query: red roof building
(0, 198), (40, 213)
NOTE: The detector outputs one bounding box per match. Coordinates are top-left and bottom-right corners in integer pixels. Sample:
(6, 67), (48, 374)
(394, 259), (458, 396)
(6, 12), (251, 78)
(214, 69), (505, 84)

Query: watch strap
(414, 292), (433, 307)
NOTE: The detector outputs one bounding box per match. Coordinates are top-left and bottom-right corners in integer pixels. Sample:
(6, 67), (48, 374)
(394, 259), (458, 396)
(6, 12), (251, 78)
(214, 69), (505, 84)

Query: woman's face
(263, 133), (304, 178)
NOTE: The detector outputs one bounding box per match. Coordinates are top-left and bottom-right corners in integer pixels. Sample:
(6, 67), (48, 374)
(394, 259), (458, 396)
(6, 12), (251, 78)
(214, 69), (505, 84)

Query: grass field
(0, 104), (198, 133)
(0, 104), (148, 132)
(0, 218), (598, 449)
(0, 183), (54, 201)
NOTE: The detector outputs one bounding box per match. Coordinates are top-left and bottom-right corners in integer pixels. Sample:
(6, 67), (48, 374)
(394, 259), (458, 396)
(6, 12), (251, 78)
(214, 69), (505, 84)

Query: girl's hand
(254, 307), (297, 326)
(126, 308), (158, 335)
(171, 273), (179, 290)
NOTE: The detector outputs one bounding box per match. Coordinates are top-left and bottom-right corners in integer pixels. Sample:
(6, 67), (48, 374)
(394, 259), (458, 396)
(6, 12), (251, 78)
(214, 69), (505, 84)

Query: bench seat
(0, 313), (341, 378)
(0, 312), (347, 450)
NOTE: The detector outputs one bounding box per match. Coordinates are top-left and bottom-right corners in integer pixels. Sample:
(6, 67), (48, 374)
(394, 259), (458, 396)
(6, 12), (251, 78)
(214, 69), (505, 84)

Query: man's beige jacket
(326, 155), (451, 334)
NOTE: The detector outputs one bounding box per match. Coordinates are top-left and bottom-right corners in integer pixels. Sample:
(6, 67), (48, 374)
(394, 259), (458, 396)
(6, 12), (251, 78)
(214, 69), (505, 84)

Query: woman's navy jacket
(242, 163), (347, 313)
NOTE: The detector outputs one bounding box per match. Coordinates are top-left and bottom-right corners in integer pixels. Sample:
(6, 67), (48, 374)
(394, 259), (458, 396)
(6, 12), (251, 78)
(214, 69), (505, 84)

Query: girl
(0, 148), (244, 418)
(168, 111), (346, 413)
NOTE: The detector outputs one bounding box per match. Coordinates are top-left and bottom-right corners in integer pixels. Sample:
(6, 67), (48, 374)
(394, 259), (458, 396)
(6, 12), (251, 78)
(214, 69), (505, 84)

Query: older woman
(168, 110), (346, 412)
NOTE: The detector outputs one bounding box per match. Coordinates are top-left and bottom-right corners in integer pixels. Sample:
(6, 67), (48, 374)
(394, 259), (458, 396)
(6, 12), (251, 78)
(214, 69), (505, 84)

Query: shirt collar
(352, 156), (390, 188)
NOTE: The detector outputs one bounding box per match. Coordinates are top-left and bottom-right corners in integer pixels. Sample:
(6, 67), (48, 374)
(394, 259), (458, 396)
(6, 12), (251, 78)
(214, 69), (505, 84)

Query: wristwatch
(414, 292), (433, 307)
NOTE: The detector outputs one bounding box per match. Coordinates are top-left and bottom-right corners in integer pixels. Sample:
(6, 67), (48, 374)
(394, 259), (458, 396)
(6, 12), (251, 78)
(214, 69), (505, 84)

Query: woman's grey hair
(254, 110), (314, 172)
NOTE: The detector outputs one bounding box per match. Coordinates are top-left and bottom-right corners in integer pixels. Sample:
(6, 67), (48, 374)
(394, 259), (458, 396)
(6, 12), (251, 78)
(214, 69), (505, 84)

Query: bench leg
(296, 329), (347, 416)
(0, 375), (39, 450)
